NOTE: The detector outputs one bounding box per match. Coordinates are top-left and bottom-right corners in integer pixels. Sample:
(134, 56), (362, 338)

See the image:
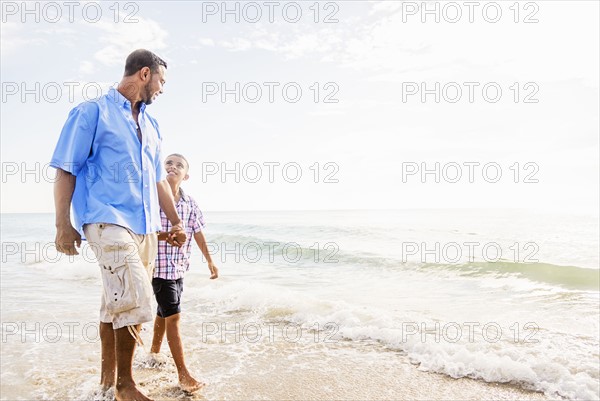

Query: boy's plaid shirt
(154, 188), (205, 280)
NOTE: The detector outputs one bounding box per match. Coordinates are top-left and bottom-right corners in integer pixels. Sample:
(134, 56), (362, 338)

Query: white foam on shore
(186, 277), (600, 400)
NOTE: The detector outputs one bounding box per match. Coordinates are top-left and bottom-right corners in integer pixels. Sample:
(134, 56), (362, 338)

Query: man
(51, 49), (184, 401)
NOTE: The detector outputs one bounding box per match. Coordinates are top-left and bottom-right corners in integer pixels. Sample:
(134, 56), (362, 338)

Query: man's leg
(100, 322), (116, 389)
(84, 225), (117, 390)
(150, 316), (166, 354)
(164, 313), (205, 392)
(88, 224), (155, 400)
(115, 324), (152, 401)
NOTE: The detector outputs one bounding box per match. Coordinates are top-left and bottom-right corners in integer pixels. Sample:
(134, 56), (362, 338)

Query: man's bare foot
(93, 385), (115, 401)
(100, 368), (115, 389)
(146, 352), (168, 368)
(179, 373), (205, 393)
(115, 383), (153, 401)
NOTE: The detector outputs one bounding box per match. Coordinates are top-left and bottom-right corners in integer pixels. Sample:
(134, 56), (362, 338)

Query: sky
(1, 0), (599, 214)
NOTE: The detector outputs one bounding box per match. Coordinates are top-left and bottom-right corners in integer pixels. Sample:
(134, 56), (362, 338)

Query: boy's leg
(164, 313), (205, 392)
(150, 316), (166, 353)
(115, 325), (152, 401)
(153, 278), (204, 392)
(165, 313), (186, 374)
(100, 322), (116, 389)
(150, 277), (167, 355)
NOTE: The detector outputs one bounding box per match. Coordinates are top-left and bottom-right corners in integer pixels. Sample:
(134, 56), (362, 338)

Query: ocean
(1, 209), (598, 400)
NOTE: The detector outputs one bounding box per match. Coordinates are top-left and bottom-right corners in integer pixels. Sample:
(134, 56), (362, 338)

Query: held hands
(168, 231), (187, 247)
(157, 226), (186, 247)
(167, 226), (186, 248)
(55, 224), (82, 255)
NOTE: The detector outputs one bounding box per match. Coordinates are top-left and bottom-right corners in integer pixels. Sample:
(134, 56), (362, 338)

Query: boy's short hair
(167, 153), (189, 169)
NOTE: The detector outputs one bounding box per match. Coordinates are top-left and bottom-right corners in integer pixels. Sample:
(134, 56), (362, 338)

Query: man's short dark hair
(124, 49), (167, 76)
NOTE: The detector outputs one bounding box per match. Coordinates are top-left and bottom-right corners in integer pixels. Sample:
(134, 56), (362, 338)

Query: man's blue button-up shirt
(50, 88), (166, 237)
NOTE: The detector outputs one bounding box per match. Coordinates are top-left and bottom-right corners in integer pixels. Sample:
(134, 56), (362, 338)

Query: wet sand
(131, 336), (554, 401)
(1, 325), (557, 401)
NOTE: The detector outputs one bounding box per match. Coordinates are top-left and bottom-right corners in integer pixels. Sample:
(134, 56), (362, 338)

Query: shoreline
(3, 326), (557, 401)
(128, 334), (555, 401)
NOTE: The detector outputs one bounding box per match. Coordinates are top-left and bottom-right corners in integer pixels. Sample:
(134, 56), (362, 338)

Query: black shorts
(152, 277), (184, 318)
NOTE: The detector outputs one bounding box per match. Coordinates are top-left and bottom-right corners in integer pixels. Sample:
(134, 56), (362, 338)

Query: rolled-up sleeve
(155, 139), (166, 182)
(153, 121), (166, 182)
(50, 103), (96, 176)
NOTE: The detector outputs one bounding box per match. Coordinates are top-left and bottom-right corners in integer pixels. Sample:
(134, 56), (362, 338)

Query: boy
(151, 153), (219, 393)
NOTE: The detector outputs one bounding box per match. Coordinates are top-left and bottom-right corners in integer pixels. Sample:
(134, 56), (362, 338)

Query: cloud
(79, 60), (95, 75)
(202, 2), (598, 88)
(337, 1), (600, 86)
(92, 17), (168, 66)
(198, 38), (215, 47)
(213, 24), (345, 60)
(219, 37), (252, 52)
(368, 1), (402, 15)
(0, 22), (46, 55)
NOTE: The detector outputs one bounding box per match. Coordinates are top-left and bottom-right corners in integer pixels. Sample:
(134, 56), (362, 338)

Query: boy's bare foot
(179, 373), (205, 393)
(115, 383), (153, 401)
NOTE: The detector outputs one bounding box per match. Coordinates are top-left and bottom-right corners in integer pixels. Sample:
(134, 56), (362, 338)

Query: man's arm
(194, 231), (219, 279)
(156, 180), (182, 228)
(156, 180), (187, 248)
(54, 168), (81, 255)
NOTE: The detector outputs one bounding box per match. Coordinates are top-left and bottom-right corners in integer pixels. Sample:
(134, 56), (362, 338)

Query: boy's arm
(194, 231), (219, 279)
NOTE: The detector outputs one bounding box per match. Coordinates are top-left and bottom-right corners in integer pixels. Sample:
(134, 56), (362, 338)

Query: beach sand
(128, 333), (554, 401)
(0, 325), (560, 401)
(0, 324), (556, 401)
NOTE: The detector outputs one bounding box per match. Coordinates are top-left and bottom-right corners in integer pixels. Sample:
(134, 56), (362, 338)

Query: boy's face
(164, 155), (189, 185)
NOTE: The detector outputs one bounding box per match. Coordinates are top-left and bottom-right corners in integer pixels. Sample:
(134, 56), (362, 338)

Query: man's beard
(143, 82), (154, 105)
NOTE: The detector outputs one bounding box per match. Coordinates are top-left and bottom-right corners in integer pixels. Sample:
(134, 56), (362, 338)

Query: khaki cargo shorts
(83, 223), (158, 330)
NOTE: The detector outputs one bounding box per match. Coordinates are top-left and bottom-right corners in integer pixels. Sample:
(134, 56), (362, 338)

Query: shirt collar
(108, 87), (146, 113)
(178, 187), (188, 203)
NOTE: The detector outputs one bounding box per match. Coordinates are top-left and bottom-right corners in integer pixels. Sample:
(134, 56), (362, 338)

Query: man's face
(165, 155), (189, 184)
(143, 65), (166, 105)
